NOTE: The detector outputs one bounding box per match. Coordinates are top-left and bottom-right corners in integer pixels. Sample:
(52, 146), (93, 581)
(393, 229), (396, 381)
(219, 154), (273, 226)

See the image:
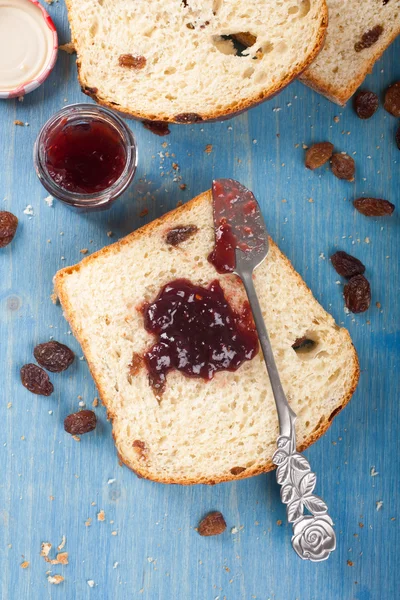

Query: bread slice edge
(66, 0), (328, 122)
(54, 190), (360, 485)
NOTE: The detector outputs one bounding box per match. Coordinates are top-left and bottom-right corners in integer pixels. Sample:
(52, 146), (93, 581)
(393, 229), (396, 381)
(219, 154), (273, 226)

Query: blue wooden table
(1, 4), (399, 599)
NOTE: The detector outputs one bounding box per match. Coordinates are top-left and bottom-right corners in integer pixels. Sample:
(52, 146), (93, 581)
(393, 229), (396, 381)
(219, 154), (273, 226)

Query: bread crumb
(72, 435), (80, 442)
(302, 144), (308, 150)
(40, 542), (52, 558)
(57, 536), (66, 551)
(44, 195), (53, 207)
(59, 42), (76, 54)
(48, 575), (64, 585)
(139, 208), (149, 218)
(44, 0), (53, 4)
(205, 144), (213, 154)
(107, 478), (116, 485)
(176, 200), (183, 207)
(376, 500), (383, 511)
(347, 560), (353, 566)
(276, 520), (282, 526)
(375, 302), (381, 309)
(359, 522), (364, 528)
(85, 518), (92, 527)
(107, 231), (113, 237)
(20, 561), (29, 569)
(7, 402), (12, 409)
(172, 162), (179, 170)
(113, 562), (119, 569)
(334, 116), (340, 123)
(364, 237), (370, 244)
(111, 531), (118, 536)
(97, 510), (105, 522)
(87, 580), (95, 587)
(92, 397), (99, 407)
(55, 552), (68, 565)
(23, 205), (34, 216)
(231, 527), (238, 534)
(370, 466), (379, 476)
(179, 184), (186, 190)
(14, 120), (24, 126)
(80, 248), (88, 255)
(49, 495), (54, 501)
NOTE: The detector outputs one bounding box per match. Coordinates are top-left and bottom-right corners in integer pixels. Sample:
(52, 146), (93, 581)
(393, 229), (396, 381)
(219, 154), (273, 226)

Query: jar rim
(33, 103), (138, 208)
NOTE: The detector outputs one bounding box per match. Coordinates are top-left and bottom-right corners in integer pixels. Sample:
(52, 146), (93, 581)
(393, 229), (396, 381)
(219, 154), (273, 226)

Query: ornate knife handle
(240, 272), (336, 562)
(273, 428), (336, 562)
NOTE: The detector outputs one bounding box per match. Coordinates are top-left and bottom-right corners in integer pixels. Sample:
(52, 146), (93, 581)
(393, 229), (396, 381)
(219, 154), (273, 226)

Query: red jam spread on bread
(208, 179), (266, 273)
(142, 279), (258, 394)
(44, 118), (126, 194)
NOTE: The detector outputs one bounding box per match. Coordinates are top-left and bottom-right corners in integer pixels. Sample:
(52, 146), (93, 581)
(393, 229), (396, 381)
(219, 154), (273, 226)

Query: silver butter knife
(211, 179), (336, 562)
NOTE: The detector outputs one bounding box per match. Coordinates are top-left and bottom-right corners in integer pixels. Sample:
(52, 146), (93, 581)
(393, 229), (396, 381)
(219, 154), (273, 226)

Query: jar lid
(0, 0), (58, 98)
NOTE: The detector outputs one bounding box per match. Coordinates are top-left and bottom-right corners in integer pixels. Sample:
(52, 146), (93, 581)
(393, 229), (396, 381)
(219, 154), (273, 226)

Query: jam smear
(208, 179), (267, 273)
(143, 279), (258, 394)
(44, 118), (127, 194)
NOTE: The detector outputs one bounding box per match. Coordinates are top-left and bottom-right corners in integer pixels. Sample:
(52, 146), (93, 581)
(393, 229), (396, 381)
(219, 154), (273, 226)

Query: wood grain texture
(0, 3), (398, 599)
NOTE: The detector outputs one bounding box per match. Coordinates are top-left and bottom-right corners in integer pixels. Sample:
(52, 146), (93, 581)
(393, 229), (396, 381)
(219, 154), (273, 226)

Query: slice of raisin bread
(65, 0), (327, 122)
(54, 191), (359, 485)
(300, 0), (400, 105)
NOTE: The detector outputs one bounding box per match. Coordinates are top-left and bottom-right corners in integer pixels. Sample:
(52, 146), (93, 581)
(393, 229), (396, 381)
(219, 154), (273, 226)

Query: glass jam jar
(34, 104), (138, 210)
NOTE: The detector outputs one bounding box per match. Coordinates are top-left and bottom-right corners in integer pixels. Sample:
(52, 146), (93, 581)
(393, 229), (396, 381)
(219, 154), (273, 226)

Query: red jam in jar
(44, 118), (127, 194)
(34, 104), (137, 210)
(142, 279), (259, 395)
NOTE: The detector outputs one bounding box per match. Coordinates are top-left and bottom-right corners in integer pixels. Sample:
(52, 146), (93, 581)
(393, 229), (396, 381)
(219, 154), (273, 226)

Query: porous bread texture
(301, 0), (400, 105)
(65, 0), (327, 122)
(55, 191), (359, 485)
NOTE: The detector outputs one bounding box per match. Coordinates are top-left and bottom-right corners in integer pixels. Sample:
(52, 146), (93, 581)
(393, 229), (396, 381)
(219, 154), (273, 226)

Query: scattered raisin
(118, 54), (146, 69)
(64, 410), (97, 435)
(354, 91), (379, 119)
(305, 142), (334, 170)
(174, 113), (203, 123)
(33, 341), (75, 372)
(20, 364), (54, 396)
(198, 511), (227, 536)
(384, 81), (400, 117)
(354, 25), (383, 52)
(396, 125), (400, 150)
(166, 225), (198, 246)
(331, 251), (366, 278)
(142, 120), (170, 136)
(344, 275), (371, 313)
(331, 153), (355, 181)
(353, 197), (395, 216)
(0, 211), (18, 248)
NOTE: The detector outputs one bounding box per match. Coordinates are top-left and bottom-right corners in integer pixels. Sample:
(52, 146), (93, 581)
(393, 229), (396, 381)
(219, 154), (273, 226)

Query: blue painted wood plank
(0, 3), (399, 599)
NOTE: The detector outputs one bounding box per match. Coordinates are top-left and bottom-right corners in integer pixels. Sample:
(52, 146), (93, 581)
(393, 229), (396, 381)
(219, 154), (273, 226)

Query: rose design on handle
(292, 515), (336, 562)
(273, 433), (336, 561)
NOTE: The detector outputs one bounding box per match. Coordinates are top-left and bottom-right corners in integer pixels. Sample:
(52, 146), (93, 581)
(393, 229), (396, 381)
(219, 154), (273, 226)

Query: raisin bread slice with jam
(65, 0), (327, 122)
(300, 0), (400, 105)
(54, 190), (359, 485)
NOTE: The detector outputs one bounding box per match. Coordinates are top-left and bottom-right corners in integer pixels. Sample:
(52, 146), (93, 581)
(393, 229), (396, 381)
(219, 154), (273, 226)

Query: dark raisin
(174, 113), (203, 123)
(305, 142), (334, 170)
(396, 125), (400, 150)
(384, 81), (400, 117)
(230, 466), (246, 475)
(142, 120), (170, 136)
(20, 364), (54, 396)
(64, 410), (97, 435)
(353, 197), (395, 216)
(198, 511), (227, 536)
(331, 251), (366, 278)
(331, 153), (355, 181)
(354, 25), (383, 52)
(354, 91), (379, 119)
(33, 341), (75, 372)
(118, 54), (146, 69)
(166, 225), (198, 246)
(344, 275), (371, 313)
(292, 337), (316, 351)
(0, 211), (18, 248)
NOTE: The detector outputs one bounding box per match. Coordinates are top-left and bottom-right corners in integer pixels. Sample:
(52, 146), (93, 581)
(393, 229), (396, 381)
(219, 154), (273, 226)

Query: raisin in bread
(300, 0), (400, 105)
(65, 0), (327, 122)
(54, 190), (359, 485)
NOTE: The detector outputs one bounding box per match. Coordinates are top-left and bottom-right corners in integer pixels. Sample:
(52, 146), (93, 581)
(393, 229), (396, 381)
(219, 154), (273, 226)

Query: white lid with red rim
(0, 0), (58, 98)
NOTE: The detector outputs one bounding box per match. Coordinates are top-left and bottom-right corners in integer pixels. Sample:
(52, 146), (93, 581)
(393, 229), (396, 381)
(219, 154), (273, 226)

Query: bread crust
(55, 190), (360, 485)
(301, 24), (400, 105)
(65, 0), (328, 123)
